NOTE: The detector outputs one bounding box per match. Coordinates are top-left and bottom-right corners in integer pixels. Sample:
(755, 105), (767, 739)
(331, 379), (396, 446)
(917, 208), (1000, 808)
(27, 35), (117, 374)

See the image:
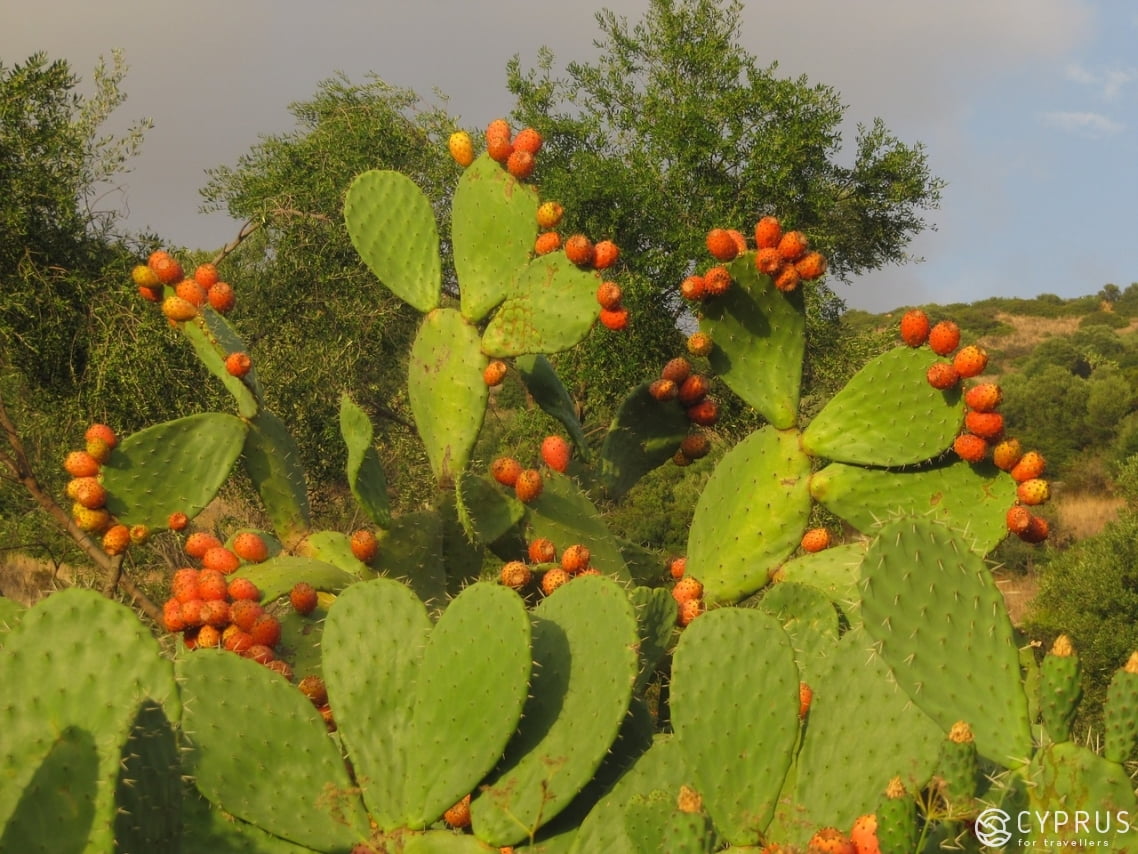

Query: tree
(505, 0), (943, 412)
(199, 73), (463, 498)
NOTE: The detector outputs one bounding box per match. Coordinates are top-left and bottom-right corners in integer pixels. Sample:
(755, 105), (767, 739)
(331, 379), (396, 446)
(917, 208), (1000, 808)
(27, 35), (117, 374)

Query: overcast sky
(4, 0), (1136, 312)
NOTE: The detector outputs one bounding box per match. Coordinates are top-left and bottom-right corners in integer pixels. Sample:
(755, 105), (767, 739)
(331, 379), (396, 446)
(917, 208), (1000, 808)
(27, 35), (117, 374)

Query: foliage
(506, 0), (942, 415)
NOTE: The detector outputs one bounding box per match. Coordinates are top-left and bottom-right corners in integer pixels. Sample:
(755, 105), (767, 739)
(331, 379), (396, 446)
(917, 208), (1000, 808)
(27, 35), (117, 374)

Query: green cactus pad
(403, 583), (532, 828)
(243, 409), (312, 546)
(686, 425), (812, 605)
(295, 529), (371, 577)
(774, 542), (866, 614)
(322, 578), (432, 829)
(0, 597), (23, 645)
(471, 575), (639, 847)
(114, 699), (182, 852)
(598, 383), (692, 501)
(182, 305), (263, 418)
(874, 780), (918, 854)
(701, 256), (805, 430)
(340, 393), (391, 529)
(801, 346), (963, 466)
(755, 581), (840, 684)
(628, 586), (679, 694)
(232, 556), (356, 603)
(409, 308), (488, 486)
(792, 627), (943, 838)
(99, 412), (247, 528)
(1014, 742), (1138, 847)
(451, 152), (540, 322)
(809, 458), (1015, 554)
(344, 168), (441, 312)
(180, 785), (319, 853)
(1040, 641), (1082, 744)
(934, 725), (979, 809)
(569, 736), (694, 854)
(178, 649), (368, 850)
(524, 470), (631, 581)
(0, 725), (98, 854)
(374, 509), (448, 606)
(456, 470), (526, 545)
(669, 608), (800, 845)
(0, 589), (178, 853)
(516, 353), (589, 455)
(403, 832), (504, 853)
(860, 515), (1033, 765)
(1103, 658), (1138, 763)
(480, 253), (600, 357)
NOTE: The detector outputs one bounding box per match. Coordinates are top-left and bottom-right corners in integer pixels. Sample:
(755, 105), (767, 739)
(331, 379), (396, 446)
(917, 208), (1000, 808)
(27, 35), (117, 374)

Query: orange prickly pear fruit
(899, 309), (930, 347)
(448, 130), (475, 167)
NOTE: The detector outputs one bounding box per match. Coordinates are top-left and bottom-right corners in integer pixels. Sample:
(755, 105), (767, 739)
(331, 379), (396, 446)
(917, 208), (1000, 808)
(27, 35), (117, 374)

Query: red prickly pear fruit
(992, 438), (1024, 471)
(563, 234), (594, 267)
(162, 599), (187, 632)
(795, 251), (828, 280)
(541, 567), (570, 596)
(483, 360), (508, 387)
(184, 532), (223, 559)
(69, 477), (107, 510)
(208, 281), (236, 314)
(196, 568), (228, 602)
(755, 246), (782, 275)
(849, 813), (881, 854)
(777, 230), (809, 263)
(350, 529), (379, 564)
(963, 382), (1002, 412)
(560, 544), (591, 574)
(953, 344), (988, 378)
(168, 512), (190, 532)
(1010, 450), (1046, 483)
(541, 435), (571, 472)
(102, 524), (130, 556)
(648, 378), (678, 401)
(799, 681), (814, 720)
(928, 320), (961, 356)
(231, 532), (269, 563)
(162, 295), (198, 323)
(677, 374), (710, 406)
(772, 262), (801, 293)
(63, 450), (100, 478)
(685, 397), (719, 426)
(661, 357), (692, 385)
(149, 252), (183, 285)
(499, 561), (532, 589)
(754, 215), (782, 250)
(668, 556), (687, 579)
(200, 599), (231, 629)
(953, 433), (989, 463)
(899, 309), (930, 347)
(225, 352), (252, 378)
(687, 331), (713, 357)
(490, 456), (523, 487)
(227, 576), (261, 602)
(171, 568), (200, 604)
(486, 134), (513, 163)
(175, 279), (207, 307)
(806, 826), (856, 853)
(193, 263), (220, 289)
(703, 265), (732, 296)
(229, 599), (264, 632)
(680, 432), (711, 460)
(534, 231), (561, 255)
(249, 614), (282, 648)
(84, 423), (118, 449)
(1016, 478), (1050, 506)
(196, 624), (222, 649)
(245, 644), (276, 665)
(963, 411), (1003, 441)
(1018, 513), (1050, 543)
(925, 362), (960, 390)
(592, 239), (620, 270)
(598, 307), (629, 330)
(1006, 505), (1033, 535)
(679, 274), (707, 301)
(298, 675), (328, 707)
(677, 598), (704, 626)
(706, 227), (740, 261)
(800, 527), (831, 553)
(290, 582), (318, 615)
(595, 280), (623, 310)
(222, 625), (254, 653)
(514, 469), (544, 503)
(672, 576), (704, 604)
(201, 546), (241, 575)
(72, 505), (111, 533)
(506, 149), (535, 180)
(443, 794), (473, 829)
(528, 538), (556, 564)
(513, 127), (542, 155)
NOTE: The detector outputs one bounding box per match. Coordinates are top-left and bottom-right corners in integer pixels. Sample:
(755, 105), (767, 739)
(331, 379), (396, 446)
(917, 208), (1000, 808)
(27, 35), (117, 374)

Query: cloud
(1064, 62), (1138, 99)
(1040, 110), (1124, 136)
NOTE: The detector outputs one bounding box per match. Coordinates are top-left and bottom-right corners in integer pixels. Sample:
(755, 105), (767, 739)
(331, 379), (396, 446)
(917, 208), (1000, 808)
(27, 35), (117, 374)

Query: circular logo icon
(975, 807), (1013, 847)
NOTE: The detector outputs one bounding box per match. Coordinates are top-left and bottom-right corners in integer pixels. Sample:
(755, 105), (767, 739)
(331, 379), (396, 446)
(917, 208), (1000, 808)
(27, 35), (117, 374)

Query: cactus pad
(701, 257), (805, 429)
(340, 393), (391, 529)
(242, 409), (312, 546)
(860, 515), (1033, 765)
(409, 308), (488, 486)
(455, 470), (525, 545)
(516, 353), (589, 454)
(182, 305), (263, 418)
(524, 470), (631, 581)
(451, 153), (540, 322)
(669, 607), (800, 845)
(480, 253), (600, 356)
(232, 555), (356, 603)
(599, 383), (692, 501)
(687, 425), (812, 605)
(344, 169), (442, 312)
(801, 346), (963, 466)
(100, 412), (248, 528)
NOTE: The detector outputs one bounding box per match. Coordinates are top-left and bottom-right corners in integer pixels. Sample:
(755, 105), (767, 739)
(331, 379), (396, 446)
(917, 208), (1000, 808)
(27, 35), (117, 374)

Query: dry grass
(1053, 490), (1125, 541)
(994, 570), (1039, 627)
(979, 313), (1084, 362)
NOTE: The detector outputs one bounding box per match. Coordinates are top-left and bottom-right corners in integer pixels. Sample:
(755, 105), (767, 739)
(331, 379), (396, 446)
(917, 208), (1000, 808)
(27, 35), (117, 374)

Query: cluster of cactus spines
(860, 515), (1033, 765)
(669, 608), (801, 845)
(687, 426), (812, 605)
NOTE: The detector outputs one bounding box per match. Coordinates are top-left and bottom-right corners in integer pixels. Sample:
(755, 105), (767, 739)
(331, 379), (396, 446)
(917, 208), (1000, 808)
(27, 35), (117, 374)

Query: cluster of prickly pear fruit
(901, 307), (1052, 542)
(8, 120), (1137, 853)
